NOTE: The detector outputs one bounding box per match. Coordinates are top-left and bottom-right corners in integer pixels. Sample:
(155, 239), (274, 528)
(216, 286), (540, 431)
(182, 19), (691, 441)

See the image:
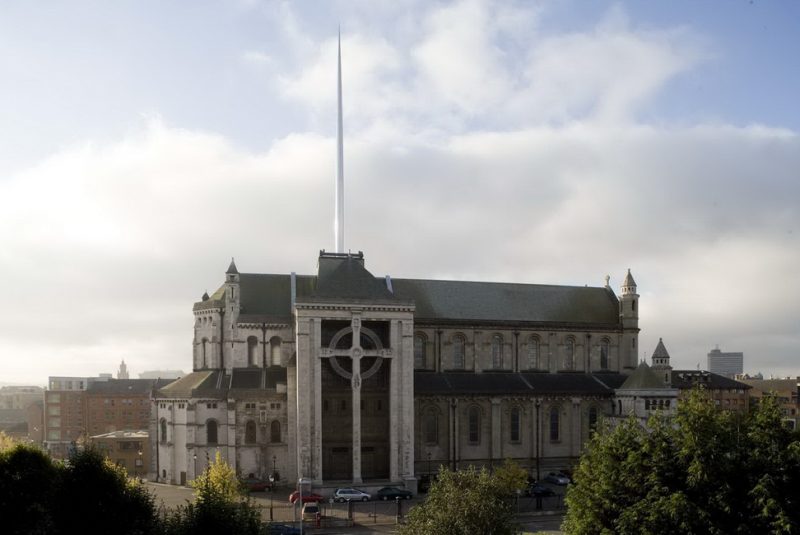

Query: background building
(707, 347), (744, 378)
(44, 375), (166, 459)
(90, 430), (149, 478)
(740, 378), (799, 430)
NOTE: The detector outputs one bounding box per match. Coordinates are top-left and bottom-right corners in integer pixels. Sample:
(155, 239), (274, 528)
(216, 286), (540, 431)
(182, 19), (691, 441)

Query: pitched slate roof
(618, 362), (669, 390)
(199, 252), (622, 328)
(392, 279), (619, 326)
(671, 370), (751, 391)
(415, 371), (627, 396)
(652, 338), (670, 359)
(157, 368), (288, 398)
(86, 378), (171, 395)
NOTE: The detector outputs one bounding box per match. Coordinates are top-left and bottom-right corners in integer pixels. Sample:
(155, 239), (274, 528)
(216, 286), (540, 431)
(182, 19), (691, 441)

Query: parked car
(301, 501), (320, 520)
(240, 477), (271, 492)
(527, 484), (556, 497)
(266, 524), (301, 535)
(288, 490), (324, 504)
(333, 488), (371, 502)
(543, 472), (570, 485)
(376, 486), (413, 500)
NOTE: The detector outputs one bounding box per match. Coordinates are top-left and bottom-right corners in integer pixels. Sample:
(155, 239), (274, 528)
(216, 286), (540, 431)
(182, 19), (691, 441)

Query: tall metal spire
(335, 28), (345, 253)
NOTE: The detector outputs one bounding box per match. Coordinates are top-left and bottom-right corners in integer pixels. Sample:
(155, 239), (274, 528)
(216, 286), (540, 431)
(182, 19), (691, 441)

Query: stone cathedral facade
(151, 251), (640, 490)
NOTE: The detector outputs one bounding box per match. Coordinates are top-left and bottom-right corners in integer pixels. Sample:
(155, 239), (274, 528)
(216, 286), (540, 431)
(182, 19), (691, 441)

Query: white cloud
(1, 1), (797, 384)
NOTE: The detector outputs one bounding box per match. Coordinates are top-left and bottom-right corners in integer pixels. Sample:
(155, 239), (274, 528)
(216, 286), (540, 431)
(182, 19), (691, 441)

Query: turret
(223, 258), (241, 372)
(619, 269), (640, 371)
(651, 338), (672, 386)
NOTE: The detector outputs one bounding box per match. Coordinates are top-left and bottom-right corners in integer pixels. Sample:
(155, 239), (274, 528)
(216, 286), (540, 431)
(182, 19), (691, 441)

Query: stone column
(389, 320), (400, 482)
(295, 318), (311, 479)
(351, 315), (362, 483)
(570, 397), (581, 457)
(313, 320), (323, 483)
(490, 397), (502, 463)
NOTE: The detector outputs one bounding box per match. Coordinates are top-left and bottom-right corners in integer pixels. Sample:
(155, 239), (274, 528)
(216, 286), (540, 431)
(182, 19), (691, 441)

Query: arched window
(245, 420), (256, 444)
(247, 336), (259, 367)
(527, 337), (539, 370)
(549, 406), (560, 442)
(491, 335), (503, 369)
(270, 337), (281, 366)
(206, 419), (218, 445)
(414, 334), (426, 369)
(452, 334), (465, 370)
(510, 407), (521, 443)
(159, 418), (167, 444)
(468, 406), (480, 444)
(565, 338), (575, 370)
(589, 406), (598, 432)
(424, 410), (438, 445)
(600, 339), (609, 370)
(270, 420), (281, 443)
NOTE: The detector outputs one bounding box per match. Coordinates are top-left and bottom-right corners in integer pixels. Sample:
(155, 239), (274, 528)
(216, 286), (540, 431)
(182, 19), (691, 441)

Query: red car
(240, 477), (271, 492)
(288, 491), (324, 504)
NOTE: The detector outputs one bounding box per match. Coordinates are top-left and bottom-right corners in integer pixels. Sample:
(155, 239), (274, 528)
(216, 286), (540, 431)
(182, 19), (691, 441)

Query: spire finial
(334, 28), (345, 253)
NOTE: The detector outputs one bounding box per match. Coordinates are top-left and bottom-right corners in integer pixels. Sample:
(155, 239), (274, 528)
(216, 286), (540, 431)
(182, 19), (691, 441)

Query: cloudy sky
(1, 0), (798, 386)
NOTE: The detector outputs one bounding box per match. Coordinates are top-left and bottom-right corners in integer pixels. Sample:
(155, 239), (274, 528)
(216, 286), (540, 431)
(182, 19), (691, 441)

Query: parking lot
(145, 480), (567, 531)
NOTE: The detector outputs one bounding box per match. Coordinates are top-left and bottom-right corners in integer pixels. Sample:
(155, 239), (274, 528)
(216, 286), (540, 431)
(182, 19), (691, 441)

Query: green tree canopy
(400, 465), (517, 535)
(563, 390), (800, 535)
(164, 451), (261, 535)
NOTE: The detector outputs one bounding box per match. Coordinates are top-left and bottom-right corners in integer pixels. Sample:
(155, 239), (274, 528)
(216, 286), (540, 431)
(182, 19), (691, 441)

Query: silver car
(333, 488), (371, 502)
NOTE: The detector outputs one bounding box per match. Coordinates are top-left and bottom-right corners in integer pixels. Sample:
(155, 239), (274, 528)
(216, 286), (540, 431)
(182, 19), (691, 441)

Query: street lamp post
(535, 399), (541, 482)
(193, 453), (198, 480)
(136, 450), (142, 481)
(427, 452), (432, 475)
(269, 474), (275, 521)
(272, 455), (277, 479)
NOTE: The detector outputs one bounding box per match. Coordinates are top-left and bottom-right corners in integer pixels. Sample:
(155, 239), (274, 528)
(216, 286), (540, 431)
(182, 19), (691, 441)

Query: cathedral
(150, 34), (643, 490)
(150, 253), (640, 490)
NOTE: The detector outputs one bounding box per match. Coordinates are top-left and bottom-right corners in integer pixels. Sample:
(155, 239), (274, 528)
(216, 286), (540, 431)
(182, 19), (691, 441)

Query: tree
(563, 390), (800, 535)
(0, 444), (158, 535)
(55, 447), (159, 535)
(0, 443), (61, 535)
(493, 458), (528, 495)
(400, 466), (517, 535)
(163, 451), (261, 535)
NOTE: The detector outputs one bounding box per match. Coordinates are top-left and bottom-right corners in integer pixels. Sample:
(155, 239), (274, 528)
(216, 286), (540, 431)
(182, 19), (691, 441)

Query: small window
(491, 335), (503, 369)
(600, 340), (609, 370)
(468, 406), (480, 444)
(270, 337), (282, 366)
(565, 339), (574, 370)
(247, 336), (259, 367)
(527, 337), (539, 370)
(424, 410), (438, 445)
(270, 420), (281, 443)
(206, 419), (218, 445)
(414, 334), (426, 369)
(589, 406), (598, 432)
(452, 334), (465, 369)
(245, 420), (256, 444)
(159, 418), (167, 444)
(549, 407), (560, 442)
(510, 407), (520, 442)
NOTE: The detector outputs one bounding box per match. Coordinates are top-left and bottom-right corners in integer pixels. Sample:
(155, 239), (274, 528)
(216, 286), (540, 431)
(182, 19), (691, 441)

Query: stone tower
(619, 269), (639, 370)
(223, 258), (241, 372)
